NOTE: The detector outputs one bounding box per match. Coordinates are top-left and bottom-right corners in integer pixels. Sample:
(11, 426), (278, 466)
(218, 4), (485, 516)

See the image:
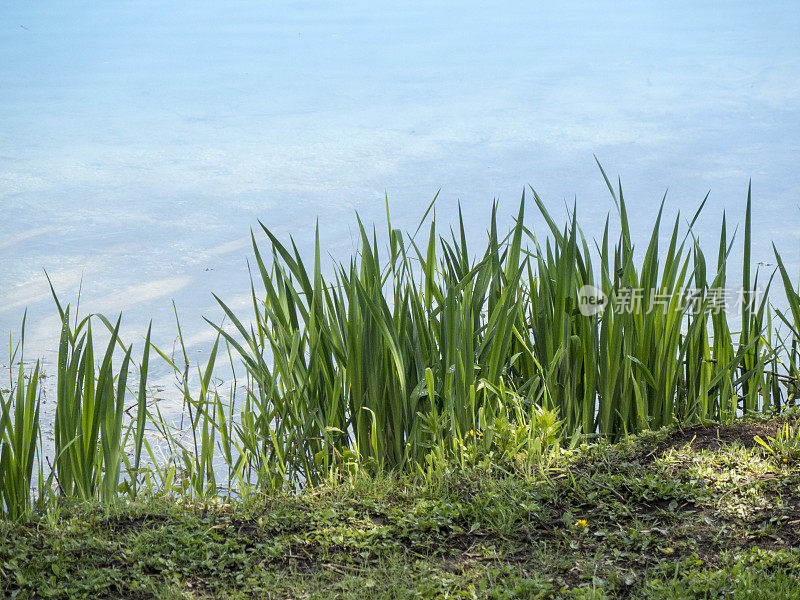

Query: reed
(0, 314), (42, 521)
(208, 173), (793, 489)
(173, 335), (220, 499)
(773, 247), (800, 404)
(49, 286), (151, 504)
(2, 173), (797, 516)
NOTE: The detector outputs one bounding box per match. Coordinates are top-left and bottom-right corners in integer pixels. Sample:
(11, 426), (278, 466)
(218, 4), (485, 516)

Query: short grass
(4, 417), (800, 599)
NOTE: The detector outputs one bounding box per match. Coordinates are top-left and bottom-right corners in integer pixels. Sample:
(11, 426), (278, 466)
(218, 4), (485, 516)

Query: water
(2, 0), (799, 402)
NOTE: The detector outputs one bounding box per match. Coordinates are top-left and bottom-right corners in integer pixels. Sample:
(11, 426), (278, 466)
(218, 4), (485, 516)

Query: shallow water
(1, 1), (799, 408)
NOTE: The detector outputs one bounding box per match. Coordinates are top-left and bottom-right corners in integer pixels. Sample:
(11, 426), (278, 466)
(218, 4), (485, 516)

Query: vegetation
(2, 171), (800, 596)
(3, 417), (800, 598)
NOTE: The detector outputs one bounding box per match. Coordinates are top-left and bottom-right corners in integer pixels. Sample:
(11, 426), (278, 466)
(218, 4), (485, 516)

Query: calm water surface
(1, 1), (799, 402)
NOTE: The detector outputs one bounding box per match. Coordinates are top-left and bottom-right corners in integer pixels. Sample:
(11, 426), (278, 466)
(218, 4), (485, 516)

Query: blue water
(1, 1), (799, 390)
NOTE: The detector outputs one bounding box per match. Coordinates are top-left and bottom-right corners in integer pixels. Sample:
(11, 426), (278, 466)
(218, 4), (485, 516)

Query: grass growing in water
(1, 171), (799, 518)
(0, 313), (42, 522)
(210, 171), (792, 488)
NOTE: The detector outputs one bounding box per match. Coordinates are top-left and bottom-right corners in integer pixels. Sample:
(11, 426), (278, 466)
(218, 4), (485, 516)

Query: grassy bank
(4, 416), (800, 599)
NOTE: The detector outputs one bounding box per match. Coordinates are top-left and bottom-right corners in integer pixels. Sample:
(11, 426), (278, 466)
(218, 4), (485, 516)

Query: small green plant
(175, 336), (220, 500)
(754, 423), (800, 460)
(461, 378), (564, 470)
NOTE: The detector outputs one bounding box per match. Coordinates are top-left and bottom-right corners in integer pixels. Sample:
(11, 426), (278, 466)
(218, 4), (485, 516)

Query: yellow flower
(576, 519), (588, 528)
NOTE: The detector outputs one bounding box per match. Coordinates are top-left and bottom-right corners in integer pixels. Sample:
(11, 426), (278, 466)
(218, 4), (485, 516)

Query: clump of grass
(773, 247), (800, 403)
(207, 168), (795, 489)
(48, 280), (152, 505)
(0, 313), (42, 521)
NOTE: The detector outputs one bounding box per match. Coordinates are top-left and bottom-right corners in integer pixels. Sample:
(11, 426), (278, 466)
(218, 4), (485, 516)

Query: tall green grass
(1, 174), (799, 519)
(209, 174), (797, 488)
(48, 281), (152, 505)
(774, 248), (800, 405)
(0, 314), (42, 521)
